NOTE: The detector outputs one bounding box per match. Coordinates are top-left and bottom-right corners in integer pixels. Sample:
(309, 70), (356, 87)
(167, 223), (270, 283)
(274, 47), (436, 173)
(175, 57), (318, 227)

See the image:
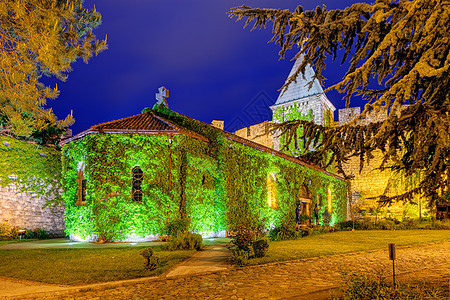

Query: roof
(157, 109), (345, 181)
(60, 111), (208, 145)
(273, 55), (324, 106)
(60, 107), (345, 181)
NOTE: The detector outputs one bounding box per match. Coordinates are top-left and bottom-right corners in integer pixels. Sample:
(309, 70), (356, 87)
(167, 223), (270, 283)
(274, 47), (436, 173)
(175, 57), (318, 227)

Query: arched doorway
(296, 184), (312, 225)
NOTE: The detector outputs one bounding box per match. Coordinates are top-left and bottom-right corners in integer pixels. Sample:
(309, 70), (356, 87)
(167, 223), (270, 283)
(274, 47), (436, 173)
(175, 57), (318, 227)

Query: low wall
(0, 185), (65, 235)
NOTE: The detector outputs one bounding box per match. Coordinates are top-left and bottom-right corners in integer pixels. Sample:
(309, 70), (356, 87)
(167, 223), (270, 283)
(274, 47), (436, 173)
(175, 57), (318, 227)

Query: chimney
(211, 120), (224, 130)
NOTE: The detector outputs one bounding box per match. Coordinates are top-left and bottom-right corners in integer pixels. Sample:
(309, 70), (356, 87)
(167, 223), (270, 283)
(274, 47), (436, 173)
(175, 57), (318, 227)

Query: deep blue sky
(48, 0), (370, 134)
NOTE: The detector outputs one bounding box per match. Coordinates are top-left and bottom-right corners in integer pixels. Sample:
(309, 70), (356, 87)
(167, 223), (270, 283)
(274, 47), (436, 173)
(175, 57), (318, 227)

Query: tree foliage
(229, 0), (450, 207)
(0, 0), (107, 137)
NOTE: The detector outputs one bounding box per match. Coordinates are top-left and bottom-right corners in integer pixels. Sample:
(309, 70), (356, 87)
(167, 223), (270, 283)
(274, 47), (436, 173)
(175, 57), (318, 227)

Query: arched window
(76, 161), (86, 206)
(267, 173), (278, 209)
(132, 166), (143, 202)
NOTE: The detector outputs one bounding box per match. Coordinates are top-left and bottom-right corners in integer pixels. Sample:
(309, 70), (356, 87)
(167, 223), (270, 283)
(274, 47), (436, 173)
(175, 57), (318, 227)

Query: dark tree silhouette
(229, 0), (450, 207)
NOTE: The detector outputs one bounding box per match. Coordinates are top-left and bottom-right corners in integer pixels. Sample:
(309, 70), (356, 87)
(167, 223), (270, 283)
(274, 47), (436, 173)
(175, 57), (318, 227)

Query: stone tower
(270, 56), (335, 151)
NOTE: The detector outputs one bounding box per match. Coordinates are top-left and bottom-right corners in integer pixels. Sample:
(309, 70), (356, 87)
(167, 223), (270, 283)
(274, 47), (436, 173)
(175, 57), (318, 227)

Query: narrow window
(76, 161), (86, 206)
(132, 166), (143, 202)
(267, 173), (278, 209)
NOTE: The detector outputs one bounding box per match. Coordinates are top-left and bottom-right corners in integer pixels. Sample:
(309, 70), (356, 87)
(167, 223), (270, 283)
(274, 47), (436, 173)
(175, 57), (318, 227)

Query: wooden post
(389, 243), (396, 286)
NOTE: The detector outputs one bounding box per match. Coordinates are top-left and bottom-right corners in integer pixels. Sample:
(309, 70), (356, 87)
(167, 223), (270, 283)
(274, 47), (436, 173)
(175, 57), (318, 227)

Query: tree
(0, 0), (107, 138)
(229, 0), (450, 207)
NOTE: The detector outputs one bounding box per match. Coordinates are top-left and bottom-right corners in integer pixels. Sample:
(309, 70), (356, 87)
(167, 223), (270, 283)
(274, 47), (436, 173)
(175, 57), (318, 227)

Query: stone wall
(234, 121), (274, 148)
(338, 106), (388, 125)
(0, 185), (65, 235)
(339, 107), (428, 219)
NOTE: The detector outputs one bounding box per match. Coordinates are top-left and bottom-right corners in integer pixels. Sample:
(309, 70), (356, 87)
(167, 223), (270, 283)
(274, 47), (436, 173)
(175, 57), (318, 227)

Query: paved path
(2, 241), (448, 299)
(165, 245), (231, 277)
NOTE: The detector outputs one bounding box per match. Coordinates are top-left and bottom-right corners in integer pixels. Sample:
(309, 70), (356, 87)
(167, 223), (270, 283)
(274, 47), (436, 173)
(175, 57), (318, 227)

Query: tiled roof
(91, 112), (174, 131)
(60, 112), (207, 145)
(60, 108), (345, 181)
(273, 55), (324, 106)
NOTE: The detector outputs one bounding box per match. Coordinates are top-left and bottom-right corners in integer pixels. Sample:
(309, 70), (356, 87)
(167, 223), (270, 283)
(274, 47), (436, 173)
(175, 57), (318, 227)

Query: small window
(132, 166), (143, 202)
(76, 162), (86, 206)
(202, 174), (206, 185)
(267, 173), (278, 209)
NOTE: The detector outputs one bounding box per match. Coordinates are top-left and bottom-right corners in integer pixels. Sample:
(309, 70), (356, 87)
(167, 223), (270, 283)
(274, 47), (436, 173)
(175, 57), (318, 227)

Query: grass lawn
(0, 239), (39, 246)
(249, 230), (450, 265)
(0, 245), (194, 285)
(0, 230), (448, 285)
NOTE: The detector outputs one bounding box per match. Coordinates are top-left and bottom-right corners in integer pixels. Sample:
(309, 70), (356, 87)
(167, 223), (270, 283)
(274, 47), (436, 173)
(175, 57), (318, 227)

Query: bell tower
(270, 56), (335, 152)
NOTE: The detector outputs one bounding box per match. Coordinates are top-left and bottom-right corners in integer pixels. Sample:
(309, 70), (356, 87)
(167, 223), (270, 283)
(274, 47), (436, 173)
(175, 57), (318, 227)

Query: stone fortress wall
(0, 185), (65, 235)
(234, 121), (274, 149)
(338, 107), (426, 219)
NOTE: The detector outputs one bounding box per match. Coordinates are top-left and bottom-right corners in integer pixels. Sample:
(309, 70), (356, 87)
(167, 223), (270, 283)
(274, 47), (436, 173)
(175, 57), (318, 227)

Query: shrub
(252, 237), (269, 258)
(300, 227), (313, 237)
(24, 228), (49, 239)
(269, 223), (299, 241)
(335, 221), (355, 231)
(0, 222), (19, 240)
(377, 219), (396, 230)
(311, 226), (335, 236)
(229, 222), (269, 264)
(165, 217), (190, 237)
(139, 247), (160, 270)
(231, 248), (249, 266)
(167, 231), (203, 251)
(230, 223), (257, 251)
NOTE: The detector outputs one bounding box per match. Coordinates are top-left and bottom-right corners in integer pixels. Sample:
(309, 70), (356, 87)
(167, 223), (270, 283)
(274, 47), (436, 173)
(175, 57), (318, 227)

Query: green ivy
(62, 106), (348, 241)
(0, 135), (62, 208)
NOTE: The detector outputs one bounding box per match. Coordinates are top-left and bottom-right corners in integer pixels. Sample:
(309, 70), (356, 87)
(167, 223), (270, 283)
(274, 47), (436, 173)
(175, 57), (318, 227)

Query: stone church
(235, 57), (431, 220)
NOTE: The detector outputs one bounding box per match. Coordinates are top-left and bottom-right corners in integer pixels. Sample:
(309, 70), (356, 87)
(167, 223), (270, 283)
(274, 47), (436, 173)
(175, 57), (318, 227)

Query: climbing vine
(0, 135), (62, 208)
(62, 106), (348, 241)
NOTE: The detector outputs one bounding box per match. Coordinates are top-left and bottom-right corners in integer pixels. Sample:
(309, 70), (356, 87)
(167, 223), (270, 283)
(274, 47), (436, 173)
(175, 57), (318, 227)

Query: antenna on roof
(156, 86), (169, 108)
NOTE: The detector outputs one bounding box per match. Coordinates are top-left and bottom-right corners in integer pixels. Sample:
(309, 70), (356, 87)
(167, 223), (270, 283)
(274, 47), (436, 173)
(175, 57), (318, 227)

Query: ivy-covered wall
(224, 141), (347, 230)
(62, 108), (347, 241)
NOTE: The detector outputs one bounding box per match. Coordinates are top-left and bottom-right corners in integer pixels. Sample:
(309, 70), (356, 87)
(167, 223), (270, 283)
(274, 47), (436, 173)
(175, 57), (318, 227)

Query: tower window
(132, 166), (143, 202)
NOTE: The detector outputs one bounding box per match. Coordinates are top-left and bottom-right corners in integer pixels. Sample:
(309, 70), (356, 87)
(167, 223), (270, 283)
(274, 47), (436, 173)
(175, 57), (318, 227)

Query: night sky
(48, 0), (370, 135)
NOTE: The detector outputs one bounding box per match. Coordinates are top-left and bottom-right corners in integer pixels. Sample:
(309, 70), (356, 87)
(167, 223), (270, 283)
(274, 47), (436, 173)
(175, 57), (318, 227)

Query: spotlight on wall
(307, 176), (312, 185)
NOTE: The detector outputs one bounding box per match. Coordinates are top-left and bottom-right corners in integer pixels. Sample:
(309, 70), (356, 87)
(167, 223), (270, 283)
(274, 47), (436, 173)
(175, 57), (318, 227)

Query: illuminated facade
(60, 106), (347, 242)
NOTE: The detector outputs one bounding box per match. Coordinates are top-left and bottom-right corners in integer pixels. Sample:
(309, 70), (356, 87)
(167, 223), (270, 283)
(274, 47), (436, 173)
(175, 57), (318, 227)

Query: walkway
(1, 241), (448, 299)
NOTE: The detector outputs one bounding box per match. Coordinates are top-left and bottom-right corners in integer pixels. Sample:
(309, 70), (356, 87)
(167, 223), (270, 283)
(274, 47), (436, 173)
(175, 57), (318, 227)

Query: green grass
(248, 230), (450, 265)
(0, 239), (39, 246)
(0, 230), (448, 285)
(0, 245), (194, 285)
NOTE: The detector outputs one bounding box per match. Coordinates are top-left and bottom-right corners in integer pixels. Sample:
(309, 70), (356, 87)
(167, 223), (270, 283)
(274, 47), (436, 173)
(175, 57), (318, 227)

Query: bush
(24, 228), (49, 239)
(229, 223), (269, 264)
(139, 247), (160, 270)
(0, 222), (19, 240)
(377, 219), (396, 230)
(230, 223), (258, 251)
(252, 237), (269, 258)
(335, 221), (352, 231)
(167, 231), (203, 251)
(300, 227), (313, 237)
(269, 223), (299, 241)
(231, 248), (249, 266)
(165, 217), (190, 237)
(311, 226), (335, 236)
